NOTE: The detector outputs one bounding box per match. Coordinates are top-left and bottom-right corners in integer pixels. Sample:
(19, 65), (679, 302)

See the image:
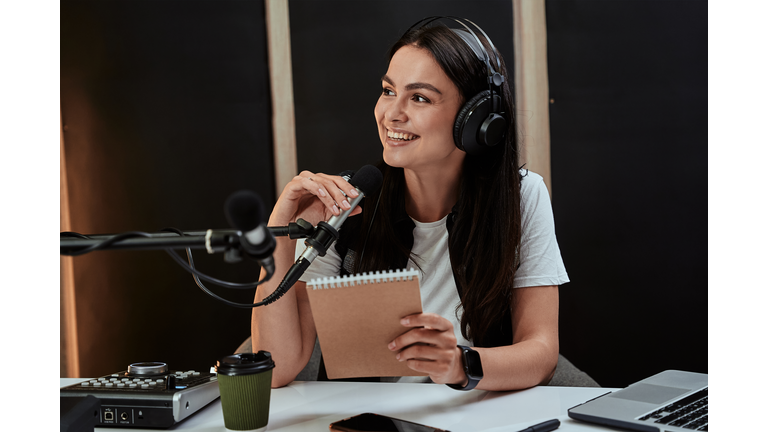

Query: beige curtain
(513, 0), (552, 194)
(60, 111), (79, 378)
(266, 0), (298, 197)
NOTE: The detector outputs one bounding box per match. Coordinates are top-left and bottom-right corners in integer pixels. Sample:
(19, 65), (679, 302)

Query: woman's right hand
(269, 171), (362, 227)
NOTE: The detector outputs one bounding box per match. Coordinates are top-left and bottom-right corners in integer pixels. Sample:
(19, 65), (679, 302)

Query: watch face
(464, 348), (484, 379)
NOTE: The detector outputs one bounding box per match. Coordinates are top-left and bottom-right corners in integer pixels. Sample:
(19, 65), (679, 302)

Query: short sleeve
(513, 171), (570, 288)
(295, 240), (344, 283)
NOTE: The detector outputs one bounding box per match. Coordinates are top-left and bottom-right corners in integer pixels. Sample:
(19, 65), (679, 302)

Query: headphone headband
(403, 16), (505, 88)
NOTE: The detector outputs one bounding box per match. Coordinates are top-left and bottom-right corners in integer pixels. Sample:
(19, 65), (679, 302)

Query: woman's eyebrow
(381, 74), (443, 95)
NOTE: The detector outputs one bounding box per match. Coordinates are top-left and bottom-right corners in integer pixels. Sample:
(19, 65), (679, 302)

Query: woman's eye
(413, 94), (430, 103)
(382, 88), (395, 96)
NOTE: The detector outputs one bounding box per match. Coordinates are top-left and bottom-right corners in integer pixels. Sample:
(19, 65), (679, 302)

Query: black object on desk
(61, 395), (100, 432)
(329, 413), (450, 432)
(516, 418), (560, 432)
(60, 362), (219, 428)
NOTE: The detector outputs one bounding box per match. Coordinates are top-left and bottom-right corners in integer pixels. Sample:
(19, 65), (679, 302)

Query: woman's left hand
(388, 313), (467, 386)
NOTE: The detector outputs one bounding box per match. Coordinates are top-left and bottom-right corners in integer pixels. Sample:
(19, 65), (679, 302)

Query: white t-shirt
(296, 171), (569, 380)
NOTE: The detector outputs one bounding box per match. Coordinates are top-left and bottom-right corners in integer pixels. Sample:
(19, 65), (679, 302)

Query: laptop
(568, 370), (708, 431)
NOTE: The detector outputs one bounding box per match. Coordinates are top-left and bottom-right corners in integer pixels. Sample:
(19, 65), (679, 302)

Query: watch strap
(447, 345), (482, 391)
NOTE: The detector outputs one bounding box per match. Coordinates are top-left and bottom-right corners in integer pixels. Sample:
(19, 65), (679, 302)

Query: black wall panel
(61, 0), (706, 387)
(546, 0), (707, 387)
(61, 0), (274, 377)
(288, 0), (515, 174)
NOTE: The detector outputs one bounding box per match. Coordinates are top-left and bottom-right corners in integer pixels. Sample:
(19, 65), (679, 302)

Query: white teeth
(388, 131), (417, 141)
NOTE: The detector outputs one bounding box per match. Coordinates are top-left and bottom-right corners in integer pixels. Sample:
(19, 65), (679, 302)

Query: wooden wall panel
(266, 0), (298, 196)
(513, 0), (552, 194)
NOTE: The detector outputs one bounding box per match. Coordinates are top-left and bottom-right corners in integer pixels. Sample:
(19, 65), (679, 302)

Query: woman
(252, 19), (568, 391)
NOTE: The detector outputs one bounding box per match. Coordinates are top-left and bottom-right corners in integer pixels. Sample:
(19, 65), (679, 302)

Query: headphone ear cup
(453, 91), (485, 152)
(453, 90), (507, 155)
(479, 113), (507, 149)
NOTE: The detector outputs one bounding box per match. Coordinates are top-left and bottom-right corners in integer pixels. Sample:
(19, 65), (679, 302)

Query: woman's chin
(382, 150), (412, 169)
(382, 149), (400, 167)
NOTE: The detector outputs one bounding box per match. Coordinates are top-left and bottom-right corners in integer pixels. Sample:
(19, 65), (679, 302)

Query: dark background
(546, 0), (707, 387)
(61, 0), (706, 387)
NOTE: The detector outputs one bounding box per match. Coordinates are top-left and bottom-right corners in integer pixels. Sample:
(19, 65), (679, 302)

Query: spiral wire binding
(307, 268), (420, 290)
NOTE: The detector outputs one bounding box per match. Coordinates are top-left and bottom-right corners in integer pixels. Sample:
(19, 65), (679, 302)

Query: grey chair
(236, 336), (599, 387)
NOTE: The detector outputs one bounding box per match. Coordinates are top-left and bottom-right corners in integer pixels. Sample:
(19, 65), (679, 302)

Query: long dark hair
(353, 22), (522, 347)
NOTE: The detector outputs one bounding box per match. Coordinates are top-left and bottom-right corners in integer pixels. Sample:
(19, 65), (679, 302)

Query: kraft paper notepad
(306, 268), (428, 380)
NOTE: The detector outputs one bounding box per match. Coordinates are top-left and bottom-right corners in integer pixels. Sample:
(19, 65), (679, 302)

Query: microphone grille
(349, 165), (384, 196)
(225, 190), (265, 232)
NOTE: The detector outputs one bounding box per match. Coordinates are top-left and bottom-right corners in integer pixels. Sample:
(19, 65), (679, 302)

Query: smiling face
(374, 45), (465, 173)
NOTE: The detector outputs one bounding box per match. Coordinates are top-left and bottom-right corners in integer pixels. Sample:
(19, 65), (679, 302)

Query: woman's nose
(384, 98), (407, 122)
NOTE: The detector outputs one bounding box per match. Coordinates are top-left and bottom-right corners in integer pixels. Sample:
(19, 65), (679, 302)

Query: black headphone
(403, 16), (508, 155)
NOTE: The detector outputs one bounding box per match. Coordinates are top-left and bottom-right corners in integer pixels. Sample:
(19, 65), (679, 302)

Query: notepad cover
(306, 270), (427, 379)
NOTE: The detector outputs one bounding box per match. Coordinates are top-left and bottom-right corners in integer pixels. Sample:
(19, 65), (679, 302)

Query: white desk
(61, 378), (618, 431)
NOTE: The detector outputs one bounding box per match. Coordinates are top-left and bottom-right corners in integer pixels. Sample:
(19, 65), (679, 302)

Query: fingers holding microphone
(297, 171), (360, 217)
(273, 169), (367, 226)
(272, 172), (332, 224)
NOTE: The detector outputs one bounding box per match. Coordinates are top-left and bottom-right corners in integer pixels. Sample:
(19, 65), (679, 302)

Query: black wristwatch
(447, 345), (483, 391)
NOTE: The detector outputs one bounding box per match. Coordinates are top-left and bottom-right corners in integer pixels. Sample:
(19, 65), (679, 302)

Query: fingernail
(341, 200), (351, 209)
(333, 205), (339, 215)
(318, 188), (327, 197)
(388, 341), (396, 350)
(396, 353), (401, 360)
(401, 318), (409, 326)
(349, 189), (359, 197)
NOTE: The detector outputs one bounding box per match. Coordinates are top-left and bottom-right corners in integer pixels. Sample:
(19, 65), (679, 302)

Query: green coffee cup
(216, 351), (275, 431)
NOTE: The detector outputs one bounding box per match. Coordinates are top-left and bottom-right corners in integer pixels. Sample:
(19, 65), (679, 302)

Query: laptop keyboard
(638, 388), (708, 431)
